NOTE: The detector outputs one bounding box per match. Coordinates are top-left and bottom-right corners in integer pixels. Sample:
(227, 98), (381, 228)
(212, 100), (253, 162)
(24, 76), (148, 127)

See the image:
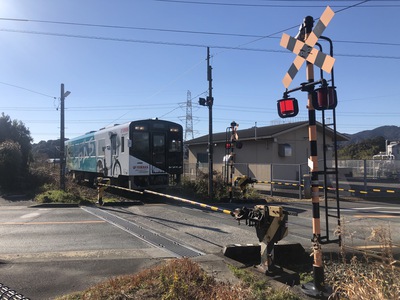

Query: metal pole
(207, 47), (214, 198)
(321, 35), (341, 246)
(304, 15), (325, 292)
(60, 83), (65, 191)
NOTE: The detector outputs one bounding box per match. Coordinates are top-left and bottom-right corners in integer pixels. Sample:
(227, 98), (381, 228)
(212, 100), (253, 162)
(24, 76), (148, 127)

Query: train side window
(121, 136), (125, 153)
(98, 139), (105, 156)
(111, 136), (117, 155)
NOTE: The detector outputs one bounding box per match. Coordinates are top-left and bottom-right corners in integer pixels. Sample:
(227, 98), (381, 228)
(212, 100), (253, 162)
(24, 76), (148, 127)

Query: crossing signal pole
(279, 7), (336, 298)
(303, 15), (326, 295)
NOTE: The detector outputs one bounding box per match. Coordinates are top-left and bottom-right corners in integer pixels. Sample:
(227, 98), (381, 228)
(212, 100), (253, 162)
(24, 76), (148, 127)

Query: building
(184, 121), (348, 182)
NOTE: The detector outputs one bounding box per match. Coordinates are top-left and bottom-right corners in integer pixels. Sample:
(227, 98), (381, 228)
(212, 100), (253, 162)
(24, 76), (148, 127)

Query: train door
(110, 133), (121, 176)
(151, 133), (166, 174)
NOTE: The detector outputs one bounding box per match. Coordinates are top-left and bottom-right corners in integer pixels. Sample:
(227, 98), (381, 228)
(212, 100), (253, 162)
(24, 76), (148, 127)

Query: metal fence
(183, 159), (400, 198)
(0, 283), (30, 300)
(336, 159), (400, 180)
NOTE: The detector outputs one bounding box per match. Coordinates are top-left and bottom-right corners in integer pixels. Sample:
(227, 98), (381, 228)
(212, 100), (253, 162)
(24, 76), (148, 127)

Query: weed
(325, 224), (400, 299)
(56, 259), (305, 300)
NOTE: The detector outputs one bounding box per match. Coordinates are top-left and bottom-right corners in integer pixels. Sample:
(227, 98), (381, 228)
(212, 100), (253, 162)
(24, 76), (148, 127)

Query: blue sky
(0, 0), (399, 143)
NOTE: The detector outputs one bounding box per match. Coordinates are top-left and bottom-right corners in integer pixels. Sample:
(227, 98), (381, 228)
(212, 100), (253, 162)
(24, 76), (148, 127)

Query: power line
(0, 81), (56, 99)
(1, 28), (399, 60)
(2, 15), (400, 48)
(155, 0), (400, 7)
(0, 17), (267, 39)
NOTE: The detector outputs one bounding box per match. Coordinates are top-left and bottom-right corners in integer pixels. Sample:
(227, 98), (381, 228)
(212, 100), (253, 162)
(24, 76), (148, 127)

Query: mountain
(344, 125), (400, 145)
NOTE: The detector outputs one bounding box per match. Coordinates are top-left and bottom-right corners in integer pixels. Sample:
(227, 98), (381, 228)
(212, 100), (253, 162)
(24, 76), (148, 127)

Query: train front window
(131, 132), (150, 162)
(169, 139), (182, 152)
(153, 134), (165, 152)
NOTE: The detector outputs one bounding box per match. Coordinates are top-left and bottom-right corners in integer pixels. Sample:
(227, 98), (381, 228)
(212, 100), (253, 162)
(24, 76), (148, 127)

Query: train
(65, 119), (183, 189)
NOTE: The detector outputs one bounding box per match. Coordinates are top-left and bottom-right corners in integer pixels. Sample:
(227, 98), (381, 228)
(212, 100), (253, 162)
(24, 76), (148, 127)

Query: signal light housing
(313, 86), (337, 110)
(199, 96), (214, 107)
(225, 141), (243, 149)
(277, 97), (299, 118)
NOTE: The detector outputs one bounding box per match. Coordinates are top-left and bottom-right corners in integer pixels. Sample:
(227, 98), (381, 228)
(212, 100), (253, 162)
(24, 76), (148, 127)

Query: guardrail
(256, 180), (399, 197)
(97, 177), (399, 201)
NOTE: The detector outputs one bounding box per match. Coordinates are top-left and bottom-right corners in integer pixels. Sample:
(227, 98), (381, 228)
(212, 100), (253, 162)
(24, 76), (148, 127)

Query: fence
(0, 283), (29, 300)
(183, 159), (400, 198)
(337, 159), (400, 180)
(183, 162), (307, 198)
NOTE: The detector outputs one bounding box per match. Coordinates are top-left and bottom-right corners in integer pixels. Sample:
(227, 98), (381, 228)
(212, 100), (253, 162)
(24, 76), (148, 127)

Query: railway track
(84, 181), (400, 267)
(81, 205), (204, 258)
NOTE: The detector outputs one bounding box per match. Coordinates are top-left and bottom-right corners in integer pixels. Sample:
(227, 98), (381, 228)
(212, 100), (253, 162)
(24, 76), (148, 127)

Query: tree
(338, 136), (386, 159)
(0, 140), (23, 191)
(0, 113), (33, 190)
(0, 113), (32, 169)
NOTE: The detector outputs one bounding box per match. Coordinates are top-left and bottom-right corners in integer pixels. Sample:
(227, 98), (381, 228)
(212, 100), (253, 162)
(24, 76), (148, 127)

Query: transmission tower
(185, 90), (194, 141)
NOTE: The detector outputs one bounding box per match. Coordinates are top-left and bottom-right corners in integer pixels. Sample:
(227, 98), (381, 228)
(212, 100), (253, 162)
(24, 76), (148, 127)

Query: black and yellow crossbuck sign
(280, 6), (335, 88)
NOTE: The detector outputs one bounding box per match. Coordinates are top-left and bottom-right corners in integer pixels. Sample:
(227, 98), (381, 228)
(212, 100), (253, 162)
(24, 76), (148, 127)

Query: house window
(278, 143), (292, 157)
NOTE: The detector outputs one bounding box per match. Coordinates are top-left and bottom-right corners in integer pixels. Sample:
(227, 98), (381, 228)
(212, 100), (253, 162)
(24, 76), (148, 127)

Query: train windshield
(131, 132), (150, 162)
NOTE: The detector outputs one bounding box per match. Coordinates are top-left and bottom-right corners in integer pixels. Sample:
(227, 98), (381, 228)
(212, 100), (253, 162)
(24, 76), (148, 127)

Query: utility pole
(60, 83), (71, 191)
(207, 47), (214, 199)
(198, 48), (214, 198)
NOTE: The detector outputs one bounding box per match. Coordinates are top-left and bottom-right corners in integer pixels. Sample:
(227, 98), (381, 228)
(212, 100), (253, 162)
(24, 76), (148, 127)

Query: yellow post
(97, 177), (110, 206)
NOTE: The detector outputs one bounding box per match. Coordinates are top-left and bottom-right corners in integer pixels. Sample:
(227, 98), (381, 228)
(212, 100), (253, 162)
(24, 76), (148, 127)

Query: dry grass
(56, 258), (301, 300)
(325, 225), (400, 300)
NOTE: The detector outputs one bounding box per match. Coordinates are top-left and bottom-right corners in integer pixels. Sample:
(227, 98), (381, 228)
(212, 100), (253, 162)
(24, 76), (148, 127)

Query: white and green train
(65, 119), (183, 189)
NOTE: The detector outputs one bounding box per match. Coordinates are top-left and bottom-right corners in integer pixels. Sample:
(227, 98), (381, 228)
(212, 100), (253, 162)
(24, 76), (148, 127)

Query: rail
(96, 181), (398, 266)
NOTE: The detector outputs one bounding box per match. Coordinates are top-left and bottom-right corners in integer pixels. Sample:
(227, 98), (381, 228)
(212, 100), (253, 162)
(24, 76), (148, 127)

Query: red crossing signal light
(313, 86), (337, 110)
(225, 142), (233, 149)
(277, 98), (299, 118)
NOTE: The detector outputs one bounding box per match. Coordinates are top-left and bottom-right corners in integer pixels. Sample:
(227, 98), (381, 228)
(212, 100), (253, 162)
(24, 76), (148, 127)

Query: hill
(344, 125), (400, 145)
(32, 139), (62, 159)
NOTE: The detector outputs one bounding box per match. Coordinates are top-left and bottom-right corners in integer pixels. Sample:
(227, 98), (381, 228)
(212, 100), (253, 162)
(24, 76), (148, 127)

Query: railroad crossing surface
(0, 195), (399, 299)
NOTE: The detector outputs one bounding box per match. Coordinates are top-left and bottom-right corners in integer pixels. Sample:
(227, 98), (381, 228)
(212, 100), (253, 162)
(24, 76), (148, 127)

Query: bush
(35, 189), (85, 204)
(180, 170), (261, 201)
(26, 154), (59, 191)
(57, 258), (301, 300)
(0, 140), (23, 191)
(180, 170), (232, 200)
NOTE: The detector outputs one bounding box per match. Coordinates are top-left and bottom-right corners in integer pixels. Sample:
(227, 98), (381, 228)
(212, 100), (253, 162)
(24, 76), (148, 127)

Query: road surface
(0, 194), (399, 299)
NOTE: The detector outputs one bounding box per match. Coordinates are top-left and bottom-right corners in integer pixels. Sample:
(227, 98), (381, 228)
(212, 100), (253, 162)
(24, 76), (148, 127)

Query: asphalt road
(1, 194), (399, 299)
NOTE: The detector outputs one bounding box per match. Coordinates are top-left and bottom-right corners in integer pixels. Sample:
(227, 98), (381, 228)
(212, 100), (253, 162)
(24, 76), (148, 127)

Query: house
(184, 121), (348, 182)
